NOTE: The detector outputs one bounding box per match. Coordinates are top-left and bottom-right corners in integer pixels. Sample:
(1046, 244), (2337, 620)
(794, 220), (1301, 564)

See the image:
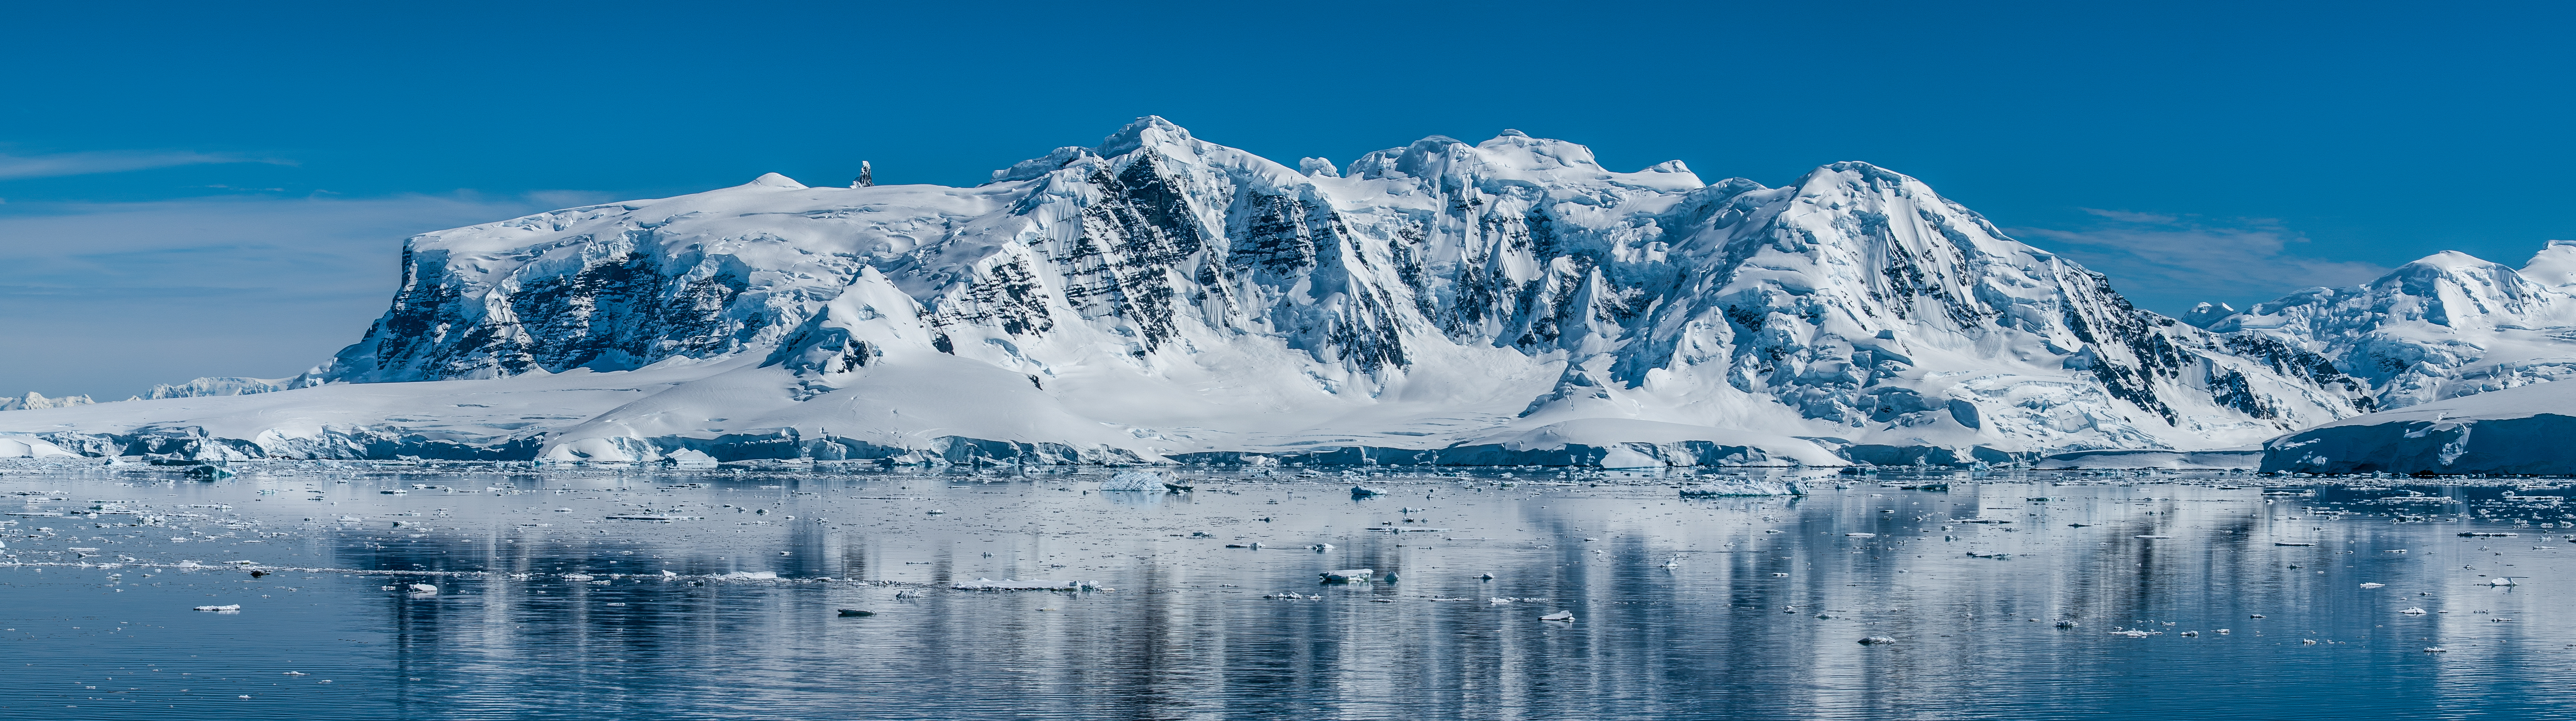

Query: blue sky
(3, 0), (2571, 399)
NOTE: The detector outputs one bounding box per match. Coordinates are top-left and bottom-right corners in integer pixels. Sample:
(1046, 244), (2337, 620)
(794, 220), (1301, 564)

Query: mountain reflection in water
(2, 466), (2569, 719)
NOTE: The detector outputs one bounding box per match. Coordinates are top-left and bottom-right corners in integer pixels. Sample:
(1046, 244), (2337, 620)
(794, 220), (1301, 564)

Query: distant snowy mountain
(2202, 241), (2576, 409)
(1, 118), (2384, 465)
(0, 392), (94, 412)
(143, 376), (299, 400)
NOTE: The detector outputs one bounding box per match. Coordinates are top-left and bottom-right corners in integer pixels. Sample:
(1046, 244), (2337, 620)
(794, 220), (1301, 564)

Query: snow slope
(0, 118), (2385, 465)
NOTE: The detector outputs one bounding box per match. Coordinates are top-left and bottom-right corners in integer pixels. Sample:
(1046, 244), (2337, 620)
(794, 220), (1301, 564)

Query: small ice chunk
(193, 604), (241, 612)
(2360, 582), (2385, 589)
(1540, 611), (1576, 622)
(1099, 471), (1167, 492)
(407, 584), (437, 593)
(2401, 607), (2428, 614)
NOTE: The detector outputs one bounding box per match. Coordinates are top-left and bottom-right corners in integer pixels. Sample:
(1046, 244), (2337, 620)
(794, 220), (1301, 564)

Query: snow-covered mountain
(1, 118), (2381, 465)
(2202, 241), (2576, 409)
(142, 376), (298, 400)
(0, 392), (95, 411)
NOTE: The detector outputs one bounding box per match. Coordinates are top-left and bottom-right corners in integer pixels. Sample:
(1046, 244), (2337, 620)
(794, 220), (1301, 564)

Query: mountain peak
(1095, 115), (1197, 158)
(2180, 302), (2237, 329)
(747, 172), (806, 189)
(2397, 249), (2500, 272)
(2523, 239), (2576, 287)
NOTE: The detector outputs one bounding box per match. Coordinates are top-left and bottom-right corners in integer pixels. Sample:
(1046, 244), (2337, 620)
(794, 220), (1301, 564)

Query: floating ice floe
(1540, 611), (1575, 622)
(407, 584), (436, 593)
(953, 578), (1100, 591)
(2401, 607), (2428, 614)
(719, 571), (779, 580)
(2360, 582), (2385, 589)
(1678, 479), (1801, 497)
(193, 604), (241, 612)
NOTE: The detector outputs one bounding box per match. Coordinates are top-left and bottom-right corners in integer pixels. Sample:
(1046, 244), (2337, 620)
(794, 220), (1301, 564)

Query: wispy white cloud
(0, 191), (615, 398)
(2012, 210), (2390, 314)
(0, 150), (289, 180)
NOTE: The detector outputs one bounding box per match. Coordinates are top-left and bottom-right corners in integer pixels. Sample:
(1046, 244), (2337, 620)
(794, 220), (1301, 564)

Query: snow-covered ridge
(0, 392), (95, 411)
(144, 376), (302, 400)
(2, 118), (2384, 465)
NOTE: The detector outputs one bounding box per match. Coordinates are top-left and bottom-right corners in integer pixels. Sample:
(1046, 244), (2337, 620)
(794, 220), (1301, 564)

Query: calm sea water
(2, 462), (2570, 720)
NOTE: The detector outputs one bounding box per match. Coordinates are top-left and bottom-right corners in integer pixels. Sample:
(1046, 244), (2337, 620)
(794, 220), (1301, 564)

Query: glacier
(0, 118), (2387, 466)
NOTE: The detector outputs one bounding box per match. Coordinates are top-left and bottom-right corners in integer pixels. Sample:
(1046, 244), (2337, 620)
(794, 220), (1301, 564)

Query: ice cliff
(2259, 378), (2576, 475)
(1, 118), (2384, 465)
